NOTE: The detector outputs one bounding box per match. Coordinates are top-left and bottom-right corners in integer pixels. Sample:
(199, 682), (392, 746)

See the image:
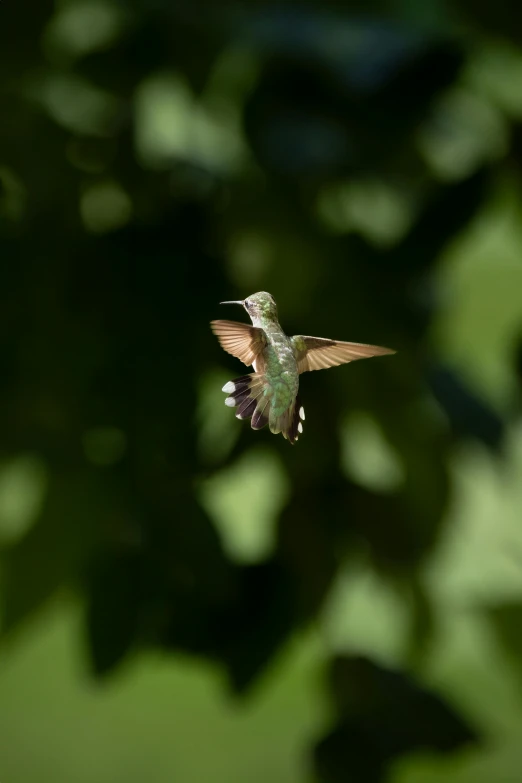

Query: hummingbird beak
(220, 300), (244, 306)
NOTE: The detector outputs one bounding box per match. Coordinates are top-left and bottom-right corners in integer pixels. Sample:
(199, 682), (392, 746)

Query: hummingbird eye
(244, 299), (251, 309)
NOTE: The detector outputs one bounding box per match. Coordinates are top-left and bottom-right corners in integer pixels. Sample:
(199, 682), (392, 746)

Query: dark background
(2, 1), (522, 781)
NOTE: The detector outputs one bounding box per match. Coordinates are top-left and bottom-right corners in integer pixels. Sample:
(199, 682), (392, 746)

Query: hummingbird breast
(258, 329), (299, 417)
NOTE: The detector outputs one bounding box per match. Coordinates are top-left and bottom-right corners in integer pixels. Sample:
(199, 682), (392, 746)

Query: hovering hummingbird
(211, 291), (395, 444)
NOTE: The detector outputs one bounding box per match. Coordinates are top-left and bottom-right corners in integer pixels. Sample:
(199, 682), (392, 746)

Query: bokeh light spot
(0, 455), (47, 545)
(341, 411), (405, 493)
(200, 447), (289, 564)
(80, 181), (132, 233)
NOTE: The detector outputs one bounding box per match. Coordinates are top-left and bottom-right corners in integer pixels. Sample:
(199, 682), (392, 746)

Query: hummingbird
(211, 291), (395, 444)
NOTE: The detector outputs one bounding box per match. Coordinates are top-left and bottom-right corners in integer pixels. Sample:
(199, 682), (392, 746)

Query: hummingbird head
(220, 291), (278, 326)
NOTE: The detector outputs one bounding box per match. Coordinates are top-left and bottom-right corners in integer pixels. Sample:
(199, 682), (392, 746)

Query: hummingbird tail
(222, 375), (305, 444)
(222, 374), (271, 431)
(270, 394), (304, 444)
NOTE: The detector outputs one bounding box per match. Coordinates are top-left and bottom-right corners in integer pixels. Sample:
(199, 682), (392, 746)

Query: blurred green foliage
(1, 0), (522, 781)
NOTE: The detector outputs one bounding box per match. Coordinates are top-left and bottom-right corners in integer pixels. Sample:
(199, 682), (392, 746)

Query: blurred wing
(211, 320), (266, 367)
(292, 335), (395, 373)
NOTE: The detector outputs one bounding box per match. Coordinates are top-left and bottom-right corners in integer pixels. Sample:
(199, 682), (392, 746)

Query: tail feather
(222, 375), (305, 444)
(237, 396), (257, 419)
(271, 394), (304, 444)
(251, 397), (270, 430)
(222, 374), (271, 431)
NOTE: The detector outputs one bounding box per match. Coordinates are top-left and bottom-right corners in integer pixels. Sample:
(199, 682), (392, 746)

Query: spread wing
(292, 335), (395, 373)
(211, 320), (266, 367)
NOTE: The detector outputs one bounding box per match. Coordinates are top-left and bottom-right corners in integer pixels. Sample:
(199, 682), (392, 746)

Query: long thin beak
(220, 300), (244, 306)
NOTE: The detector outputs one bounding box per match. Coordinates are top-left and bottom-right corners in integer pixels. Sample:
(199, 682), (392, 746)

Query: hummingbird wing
(291, 335), (395, 373)
(210, 320), (267, 367)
